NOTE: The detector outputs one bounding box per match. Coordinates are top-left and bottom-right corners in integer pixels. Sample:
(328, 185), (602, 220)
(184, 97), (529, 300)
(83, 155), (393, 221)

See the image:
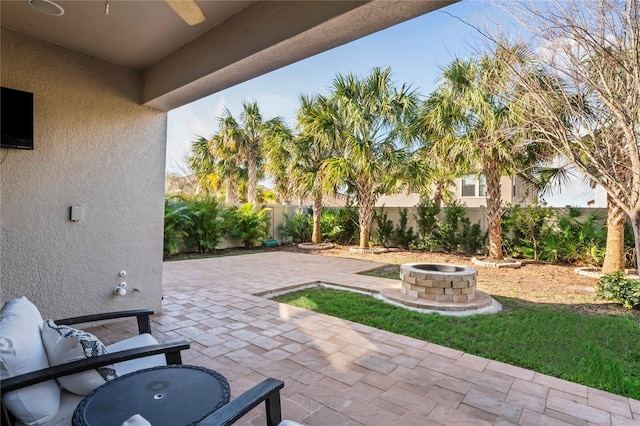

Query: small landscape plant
(225, 203), (270, 249)
(392, 208), (415, 248)
(596, 271), (640, 309)
(373, 208), (394, 247)
(279, 208), (312, 244)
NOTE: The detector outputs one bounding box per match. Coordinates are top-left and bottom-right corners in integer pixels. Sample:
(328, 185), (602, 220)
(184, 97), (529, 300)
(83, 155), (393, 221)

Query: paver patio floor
(92, 252), (640, 425)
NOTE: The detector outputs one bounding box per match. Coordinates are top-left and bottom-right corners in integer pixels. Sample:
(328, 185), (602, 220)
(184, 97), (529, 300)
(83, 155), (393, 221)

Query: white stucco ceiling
(1, 0), (458, 110)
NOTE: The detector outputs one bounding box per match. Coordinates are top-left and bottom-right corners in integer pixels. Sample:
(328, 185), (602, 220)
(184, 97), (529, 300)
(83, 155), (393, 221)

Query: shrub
(320, 209), (343, 242)
(434, 201), (466, 252)
(460, 219), (486, 254)
(502, 203), (554, 261)
(333, 202), (359, 245)
(392, 208), (415, 248)
(163, 197), (192, 256)
(595, 271), (640, 309)
(279, 208), (312, 244)
(225, 203), (270, 249)
(414, 199), (440, 251)
(373, 209), (394, 248)
(183, 194), (226, 254)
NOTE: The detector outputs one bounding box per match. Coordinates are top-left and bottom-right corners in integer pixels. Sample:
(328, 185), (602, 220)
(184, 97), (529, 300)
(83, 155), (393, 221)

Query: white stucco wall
(1, 29), (166, 319)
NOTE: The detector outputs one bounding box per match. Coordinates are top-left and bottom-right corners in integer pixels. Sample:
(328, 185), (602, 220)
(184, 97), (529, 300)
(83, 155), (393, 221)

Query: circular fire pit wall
(400, 263), (478, 303)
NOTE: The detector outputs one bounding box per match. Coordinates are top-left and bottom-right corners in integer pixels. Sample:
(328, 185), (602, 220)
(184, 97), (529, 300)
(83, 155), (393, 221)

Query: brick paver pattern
(89, 252), (640, 425)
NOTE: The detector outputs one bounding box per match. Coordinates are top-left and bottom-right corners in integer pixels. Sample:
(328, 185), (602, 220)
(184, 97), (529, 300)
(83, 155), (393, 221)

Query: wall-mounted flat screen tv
(1, 87), (34, 150)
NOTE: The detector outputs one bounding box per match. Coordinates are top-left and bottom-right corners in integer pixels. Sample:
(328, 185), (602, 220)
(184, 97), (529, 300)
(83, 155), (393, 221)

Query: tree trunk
(358, 180), (374, 248)
(247, 156), (257, 203)
(631, 210), (640, 275)
(226, 178), (239, 203)
(312, 193), (323, 244)
(484, 155), (504, 261)
(602, 195), (626, 273)
(433, 182), (444, 207)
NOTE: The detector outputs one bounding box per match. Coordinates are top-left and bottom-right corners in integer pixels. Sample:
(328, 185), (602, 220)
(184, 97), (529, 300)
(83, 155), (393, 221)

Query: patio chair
(1, 297), (190, 426)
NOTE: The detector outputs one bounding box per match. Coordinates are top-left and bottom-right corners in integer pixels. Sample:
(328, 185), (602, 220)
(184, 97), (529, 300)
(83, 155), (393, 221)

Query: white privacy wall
(1, 29), (166, 319)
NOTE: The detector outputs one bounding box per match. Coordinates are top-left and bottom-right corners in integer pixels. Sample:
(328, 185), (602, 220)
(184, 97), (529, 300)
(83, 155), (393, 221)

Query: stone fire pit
(400, 263), (477, 302)
(380, 263), (497, 312)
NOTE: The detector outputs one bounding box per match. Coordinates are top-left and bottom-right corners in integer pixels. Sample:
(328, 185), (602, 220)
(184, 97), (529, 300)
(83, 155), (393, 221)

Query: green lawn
(274, 287), (640, 399)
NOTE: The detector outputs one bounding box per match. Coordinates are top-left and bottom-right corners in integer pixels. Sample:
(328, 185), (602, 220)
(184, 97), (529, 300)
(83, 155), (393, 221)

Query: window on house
(461, 175), (477, 197)
(461, 174), (487, 197)
(479, 174), (486, 197)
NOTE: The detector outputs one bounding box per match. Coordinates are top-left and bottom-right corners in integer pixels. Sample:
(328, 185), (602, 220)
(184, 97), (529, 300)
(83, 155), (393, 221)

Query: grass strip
(274, 287), (640, 400)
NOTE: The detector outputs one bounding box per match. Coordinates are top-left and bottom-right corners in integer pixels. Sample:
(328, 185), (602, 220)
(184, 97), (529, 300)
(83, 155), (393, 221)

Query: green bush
(434, 201), (466, 252)
(373, 209), (394, 248)
(183, 194), (226, 254)
(460, 219), (486, 254)
(163, 197), (192, 256)
(595, 271), (640, 309)
(319, 209), (343, 242)
(502, 203), (554, 261)
(225, 203), (270, 249)
(392, 208), (415, 248)
(279, 208), (312, 244)
(414, 199), (440, 251)
(332, 202), (359, 245)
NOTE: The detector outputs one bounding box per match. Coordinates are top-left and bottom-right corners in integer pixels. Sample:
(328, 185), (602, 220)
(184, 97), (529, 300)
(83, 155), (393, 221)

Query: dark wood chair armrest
(55, 309), (154, 334)
(199, 378), (285, 426)
(0, 340), (189, 395)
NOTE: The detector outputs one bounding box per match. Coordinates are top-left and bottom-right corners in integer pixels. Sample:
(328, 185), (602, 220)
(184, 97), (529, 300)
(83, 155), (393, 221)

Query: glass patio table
(72, 365), (230, 426)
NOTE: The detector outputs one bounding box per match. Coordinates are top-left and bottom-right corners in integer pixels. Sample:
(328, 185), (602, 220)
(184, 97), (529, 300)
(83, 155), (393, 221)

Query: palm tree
(324, 67), (419, 248)
(261, 120), (294, 204)
(420, 46), (541, 261)
(288, 94), (341, 244)
(218, 101), (286, 203)
(186, 136), (217, 193)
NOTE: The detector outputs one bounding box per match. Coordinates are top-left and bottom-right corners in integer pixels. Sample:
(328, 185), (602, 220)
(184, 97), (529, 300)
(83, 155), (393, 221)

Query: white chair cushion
(15, 391), (85, 426)
(107, 333), (166, 376)
(0, 297), (61, 425)
(42, 320), (118, 396)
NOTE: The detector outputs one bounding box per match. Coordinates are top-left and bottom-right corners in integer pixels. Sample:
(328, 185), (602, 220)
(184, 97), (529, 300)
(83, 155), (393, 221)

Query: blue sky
(166, 0), (603, 207)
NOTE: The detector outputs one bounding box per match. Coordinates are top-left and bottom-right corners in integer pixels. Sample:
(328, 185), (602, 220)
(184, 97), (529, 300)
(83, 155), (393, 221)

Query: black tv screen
(1, 87), (34, 150)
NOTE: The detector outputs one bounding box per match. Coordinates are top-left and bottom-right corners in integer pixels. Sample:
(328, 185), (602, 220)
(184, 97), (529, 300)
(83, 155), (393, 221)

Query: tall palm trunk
(312, 193), (323, 244)
(602, 194), (626, 273)
(226, 178), (239, 203)
(358, 179), (374, 248)
(484, 155), (504, 260)
(247, 156), (257, 203)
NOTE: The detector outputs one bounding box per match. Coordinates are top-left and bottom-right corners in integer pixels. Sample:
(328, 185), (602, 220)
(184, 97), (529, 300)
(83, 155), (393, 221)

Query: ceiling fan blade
(166, 0), (206, 26)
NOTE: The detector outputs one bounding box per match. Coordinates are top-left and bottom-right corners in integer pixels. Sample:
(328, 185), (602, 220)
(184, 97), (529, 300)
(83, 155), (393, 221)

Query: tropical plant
(323, 67), (419, 248)
(414, 198), (441, 251)
(596, 272), (640, 309)
(163, 197), (192, 256)
(434, 201), (467, 252)
(186, 136), (218, 194)
(183, 194), (226, 254)
(537, 207), (606, 265)
(392, 208), (415, 248)
(332, 203), (360, 245)
(502, 203), (555, 261)
(287, 94), (341, 243)
(225, 203), (270, 248)
(279, 208), (312, 244)
(319, 208), (343, 243)
(218, 101), (287, 203)
(418, 45), (547, 261)
(373, 209), (394, 248)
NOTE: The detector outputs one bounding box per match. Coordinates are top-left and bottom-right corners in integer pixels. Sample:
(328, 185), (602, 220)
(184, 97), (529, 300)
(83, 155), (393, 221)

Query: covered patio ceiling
(1, 0), (458, 111)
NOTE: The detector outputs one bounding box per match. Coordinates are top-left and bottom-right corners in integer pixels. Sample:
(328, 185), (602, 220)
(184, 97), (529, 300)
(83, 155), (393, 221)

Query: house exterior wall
(376, 176), (537, 209)
(1, 29), (166, 319)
